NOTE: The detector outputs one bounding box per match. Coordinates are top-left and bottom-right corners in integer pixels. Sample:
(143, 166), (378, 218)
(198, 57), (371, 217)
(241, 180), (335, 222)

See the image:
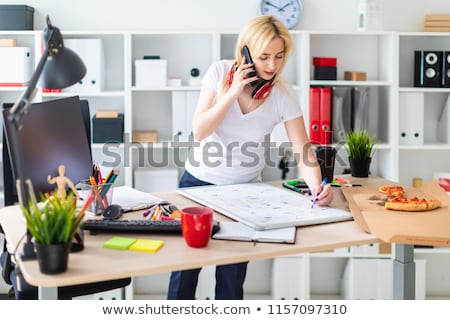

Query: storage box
(341, 258), (425, 299)
(313, 57), (337, 80)
(344, 71), (367, 81)
(132, 130), (158, 143)
(92, 114), (124, 143)
(0, 5), (34, 30)
(272, 255), (307, 300)
(0, 47), (32, 85)
(63, 39), (104, 92)
(135, 59), (167, 87)
(357, 0), (383, 32)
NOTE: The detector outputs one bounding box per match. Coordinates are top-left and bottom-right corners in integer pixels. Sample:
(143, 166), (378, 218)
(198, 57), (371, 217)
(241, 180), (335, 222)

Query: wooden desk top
(0, 176), (384, 288)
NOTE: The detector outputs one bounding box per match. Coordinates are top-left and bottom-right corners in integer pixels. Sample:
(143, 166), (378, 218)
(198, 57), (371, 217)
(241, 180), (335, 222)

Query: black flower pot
(35, 242), (71, 275)
(349, 157), (371, 178)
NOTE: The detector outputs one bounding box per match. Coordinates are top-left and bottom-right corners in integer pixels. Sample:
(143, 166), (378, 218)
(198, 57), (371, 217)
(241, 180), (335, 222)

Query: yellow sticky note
(129, 239), (164, 253)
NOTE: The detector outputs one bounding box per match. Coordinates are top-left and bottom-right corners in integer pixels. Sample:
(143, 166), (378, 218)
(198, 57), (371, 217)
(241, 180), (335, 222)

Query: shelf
(310, 80), (391, 87)
(131, 86), (201, 92)
(399, 144), (450, 150)
(43, 90), (126, 97)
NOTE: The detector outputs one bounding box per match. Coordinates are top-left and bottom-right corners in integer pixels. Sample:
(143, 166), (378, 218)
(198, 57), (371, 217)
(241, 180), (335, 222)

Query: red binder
(309, 87), (321, 144)
(319, 87), (332, 145)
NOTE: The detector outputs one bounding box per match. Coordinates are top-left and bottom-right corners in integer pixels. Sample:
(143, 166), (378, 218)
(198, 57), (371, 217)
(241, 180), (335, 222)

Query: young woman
(168, 15), (333, 300)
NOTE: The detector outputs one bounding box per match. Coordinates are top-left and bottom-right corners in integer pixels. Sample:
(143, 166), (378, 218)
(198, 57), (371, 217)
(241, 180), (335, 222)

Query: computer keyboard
(82, 218), (221, 235)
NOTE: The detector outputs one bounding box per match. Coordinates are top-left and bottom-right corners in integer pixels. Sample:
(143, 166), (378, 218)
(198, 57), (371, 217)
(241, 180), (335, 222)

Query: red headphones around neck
(227, 64), (273, 100)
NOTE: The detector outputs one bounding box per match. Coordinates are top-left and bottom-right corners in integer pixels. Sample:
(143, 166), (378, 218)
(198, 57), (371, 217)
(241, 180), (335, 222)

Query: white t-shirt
(185, 60), (302, 185)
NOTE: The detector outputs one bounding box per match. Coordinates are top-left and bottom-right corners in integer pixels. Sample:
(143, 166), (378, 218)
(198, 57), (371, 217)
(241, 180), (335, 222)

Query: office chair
(1, 99), (131, 299)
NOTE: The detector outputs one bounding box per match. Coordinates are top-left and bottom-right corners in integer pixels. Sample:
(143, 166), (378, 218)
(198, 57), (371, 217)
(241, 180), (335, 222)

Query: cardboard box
(92, 114), (124, 143)
(342, 180), (450, 246)
(132, 130), (158, 143)
(0, 38), (16, 47)
(0, 5), (34, 30)
(135, 59), (167, 87)
(96, 110), (119, 118)
(0, 47), (32, 85)
(344, 71), (367, 81)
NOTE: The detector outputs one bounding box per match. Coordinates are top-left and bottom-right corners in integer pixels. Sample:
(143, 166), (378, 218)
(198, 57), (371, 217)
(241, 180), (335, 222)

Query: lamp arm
(6, 37), (52, 260)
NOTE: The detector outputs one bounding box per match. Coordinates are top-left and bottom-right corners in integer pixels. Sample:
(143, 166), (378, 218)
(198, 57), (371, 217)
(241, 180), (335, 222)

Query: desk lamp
(6, 16), (86, 260)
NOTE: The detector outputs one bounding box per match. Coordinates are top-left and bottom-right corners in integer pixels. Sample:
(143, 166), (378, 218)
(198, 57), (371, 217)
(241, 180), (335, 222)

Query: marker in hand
(311, 178), (328, 208)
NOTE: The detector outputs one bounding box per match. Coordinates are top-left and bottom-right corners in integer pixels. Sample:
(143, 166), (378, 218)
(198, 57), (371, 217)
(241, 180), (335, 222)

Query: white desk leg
(38, 286), (58, 299)
(393, 244), (415, 300)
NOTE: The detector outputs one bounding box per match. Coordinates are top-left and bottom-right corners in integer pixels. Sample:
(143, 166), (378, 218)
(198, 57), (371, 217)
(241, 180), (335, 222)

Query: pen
(335, 177), (351, 185)
(89, 176), (106, 211)
(311, 178), (328, 208)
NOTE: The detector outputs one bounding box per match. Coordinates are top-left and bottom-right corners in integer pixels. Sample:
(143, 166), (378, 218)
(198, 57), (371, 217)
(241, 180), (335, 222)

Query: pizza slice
(378, 185), (405, 198)
(379, 185), (441, 212)
(385, 196), (441, 212)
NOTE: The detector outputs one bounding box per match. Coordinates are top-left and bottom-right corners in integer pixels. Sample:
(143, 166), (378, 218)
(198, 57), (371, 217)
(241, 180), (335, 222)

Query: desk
(0, 176), (403, 300)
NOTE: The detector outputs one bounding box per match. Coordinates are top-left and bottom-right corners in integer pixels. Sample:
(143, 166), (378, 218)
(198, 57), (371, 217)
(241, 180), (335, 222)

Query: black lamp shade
(40, 47), (87, 89)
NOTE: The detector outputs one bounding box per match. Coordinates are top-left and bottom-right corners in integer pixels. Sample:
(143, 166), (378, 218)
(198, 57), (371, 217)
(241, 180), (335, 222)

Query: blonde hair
(222, 16), (294, 94)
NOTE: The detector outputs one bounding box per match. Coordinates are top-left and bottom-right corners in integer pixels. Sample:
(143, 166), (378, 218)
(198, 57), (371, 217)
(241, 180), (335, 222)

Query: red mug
(181, 206), (213, 248)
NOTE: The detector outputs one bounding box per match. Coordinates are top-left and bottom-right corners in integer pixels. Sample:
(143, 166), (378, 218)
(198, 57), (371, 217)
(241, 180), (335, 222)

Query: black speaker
(442, 51), (450, 87)
(414, 50), (443, 87)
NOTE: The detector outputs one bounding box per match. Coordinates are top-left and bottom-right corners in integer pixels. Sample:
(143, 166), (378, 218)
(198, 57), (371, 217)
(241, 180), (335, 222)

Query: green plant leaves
(21, 191), (81, 245)
(345, 129), (375, 160)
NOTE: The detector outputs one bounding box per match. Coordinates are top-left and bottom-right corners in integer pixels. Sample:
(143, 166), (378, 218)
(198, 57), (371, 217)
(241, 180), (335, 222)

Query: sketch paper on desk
(177, 183), (353, 230)
(212, 221), (296, 244)
(113, 186), (163, 212)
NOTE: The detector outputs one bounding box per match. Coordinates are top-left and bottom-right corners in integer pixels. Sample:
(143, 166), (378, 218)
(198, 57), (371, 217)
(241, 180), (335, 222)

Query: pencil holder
(79, 179), (114, 215)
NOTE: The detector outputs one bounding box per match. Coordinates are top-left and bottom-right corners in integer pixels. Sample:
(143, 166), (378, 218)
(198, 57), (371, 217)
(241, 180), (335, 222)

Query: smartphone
(241, 45), (259, 86)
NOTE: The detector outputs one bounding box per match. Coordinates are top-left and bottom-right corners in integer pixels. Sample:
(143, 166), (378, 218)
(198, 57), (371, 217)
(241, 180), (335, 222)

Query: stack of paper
(112, 185), (164, 212)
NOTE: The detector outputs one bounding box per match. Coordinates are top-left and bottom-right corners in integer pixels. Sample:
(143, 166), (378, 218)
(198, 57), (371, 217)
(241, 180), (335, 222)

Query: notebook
(212, 221), (296, 244)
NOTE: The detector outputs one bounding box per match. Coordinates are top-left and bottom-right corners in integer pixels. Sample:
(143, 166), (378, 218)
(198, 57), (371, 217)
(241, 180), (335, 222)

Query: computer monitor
(2, 96), (93, 204)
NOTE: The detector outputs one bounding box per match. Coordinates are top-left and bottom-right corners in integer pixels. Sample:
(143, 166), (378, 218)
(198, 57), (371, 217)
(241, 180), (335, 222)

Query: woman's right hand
(228, 60), (259, 97)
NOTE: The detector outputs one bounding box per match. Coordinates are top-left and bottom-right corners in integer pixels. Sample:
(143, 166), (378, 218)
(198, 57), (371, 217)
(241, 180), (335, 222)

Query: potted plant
(344, 129), (375, 177)
(21, 189), (84, 274)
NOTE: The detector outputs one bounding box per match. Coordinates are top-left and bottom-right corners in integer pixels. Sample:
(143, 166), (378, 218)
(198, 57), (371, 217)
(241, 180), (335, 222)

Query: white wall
(1, 0), (450, 32)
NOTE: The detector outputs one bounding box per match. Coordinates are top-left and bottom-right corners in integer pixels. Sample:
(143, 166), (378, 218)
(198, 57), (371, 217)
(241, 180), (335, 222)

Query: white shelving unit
(1, 29), (449, 299)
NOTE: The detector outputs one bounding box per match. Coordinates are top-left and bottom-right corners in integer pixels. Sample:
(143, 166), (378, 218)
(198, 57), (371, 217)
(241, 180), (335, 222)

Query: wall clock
(260, 0), (303, 29)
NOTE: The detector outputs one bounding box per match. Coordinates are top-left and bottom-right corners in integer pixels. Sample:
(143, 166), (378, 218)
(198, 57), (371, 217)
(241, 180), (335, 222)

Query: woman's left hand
(310, 183), (333, 206)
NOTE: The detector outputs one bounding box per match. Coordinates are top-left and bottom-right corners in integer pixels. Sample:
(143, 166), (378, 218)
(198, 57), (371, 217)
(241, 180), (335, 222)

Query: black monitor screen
(2, 96), (93, 201)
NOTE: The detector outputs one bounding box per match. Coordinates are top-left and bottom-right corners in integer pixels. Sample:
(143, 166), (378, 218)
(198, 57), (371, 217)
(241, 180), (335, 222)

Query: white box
(357, 0), (383, 32)
(63, 39), (104, 92)
(438, 94), (450, 143)
(271, 255), (307, 300)
(399, 93), (424, 145)
(341, 258), (426, 299)
(135, 59), (167, 88)
(134, 168), (178, 193)
(0, 47), (32, 84)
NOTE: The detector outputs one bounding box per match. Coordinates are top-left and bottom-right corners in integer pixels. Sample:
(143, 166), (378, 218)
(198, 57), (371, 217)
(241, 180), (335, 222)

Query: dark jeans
(167, 170), (248, 300)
